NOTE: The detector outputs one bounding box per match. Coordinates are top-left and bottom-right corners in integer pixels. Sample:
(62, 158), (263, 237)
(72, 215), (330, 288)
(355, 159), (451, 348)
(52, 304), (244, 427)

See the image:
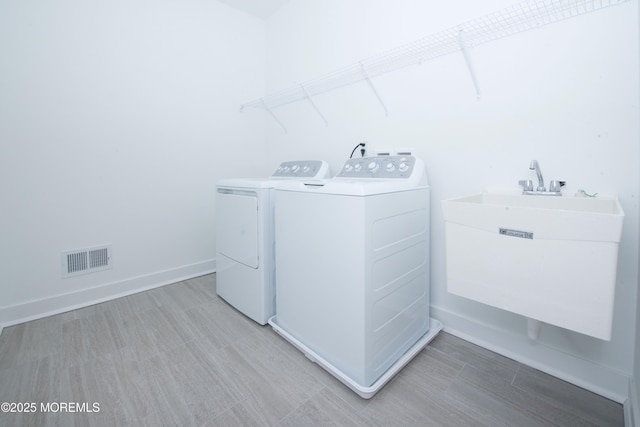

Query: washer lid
(275, 179), (428, 196)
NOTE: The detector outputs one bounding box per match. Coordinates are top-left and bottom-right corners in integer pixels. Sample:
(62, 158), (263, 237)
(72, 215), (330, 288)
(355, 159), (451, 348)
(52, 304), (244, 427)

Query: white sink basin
(442, 193), (625, 341)
(442, 193), (624, 242)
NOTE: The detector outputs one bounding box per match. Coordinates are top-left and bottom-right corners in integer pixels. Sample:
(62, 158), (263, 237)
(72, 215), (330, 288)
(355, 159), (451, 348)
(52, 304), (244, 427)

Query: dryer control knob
(354, 163), (362, 172)
(386, 163), (396, 172)
(344, 164), (353, 172)
(368, 161), (380, 173)
(399, 162), (409, 172)
(302, 165), (311, 173)
(291, 164), (300, 173)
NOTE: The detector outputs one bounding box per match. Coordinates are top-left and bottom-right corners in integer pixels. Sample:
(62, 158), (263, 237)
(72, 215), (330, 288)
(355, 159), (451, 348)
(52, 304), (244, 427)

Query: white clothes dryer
(270, 155), (442, 398)
(216, 160), (330, 325)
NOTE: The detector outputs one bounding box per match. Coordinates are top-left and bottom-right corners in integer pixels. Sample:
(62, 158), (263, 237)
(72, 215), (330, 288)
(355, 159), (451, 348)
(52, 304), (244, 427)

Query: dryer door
(217, 189), (259, 269)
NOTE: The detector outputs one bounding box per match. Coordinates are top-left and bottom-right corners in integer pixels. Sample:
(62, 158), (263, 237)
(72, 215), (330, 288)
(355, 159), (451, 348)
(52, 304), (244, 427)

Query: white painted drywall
(262, 0), (639, 401)
(0, 0), (268, 323)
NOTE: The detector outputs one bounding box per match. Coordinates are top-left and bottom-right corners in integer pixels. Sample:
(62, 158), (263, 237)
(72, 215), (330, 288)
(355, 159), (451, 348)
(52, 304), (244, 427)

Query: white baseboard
(432, 305), (630, 404)
(0, 259), (216, 329)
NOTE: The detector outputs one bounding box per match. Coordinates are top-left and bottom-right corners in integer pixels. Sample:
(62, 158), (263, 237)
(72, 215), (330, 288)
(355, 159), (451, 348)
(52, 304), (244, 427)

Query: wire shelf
(240, 0), (630, 126)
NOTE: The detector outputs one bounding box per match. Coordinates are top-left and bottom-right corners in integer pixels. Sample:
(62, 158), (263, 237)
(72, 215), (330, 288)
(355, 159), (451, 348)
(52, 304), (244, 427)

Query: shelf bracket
(300, 84), (328, 127)
(458, 28), (481, 100)
(261, 98), (288, 134)
(360, 63), (389, 116)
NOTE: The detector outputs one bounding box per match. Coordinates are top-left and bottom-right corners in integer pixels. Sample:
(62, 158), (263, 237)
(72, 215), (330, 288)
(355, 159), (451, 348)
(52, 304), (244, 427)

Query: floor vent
(62, 245), (112, 278)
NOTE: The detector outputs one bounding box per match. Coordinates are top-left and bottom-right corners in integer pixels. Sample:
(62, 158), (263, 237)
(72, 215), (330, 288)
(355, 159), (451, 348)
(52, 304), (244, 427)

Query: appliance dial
(344, 164), (353, 172)
(291, 164), (300, 173)
(399, 162), (409, 172)
(368, 161), (380, 173)
(354, 163), (362, 172)
(386, 163), (396, 172)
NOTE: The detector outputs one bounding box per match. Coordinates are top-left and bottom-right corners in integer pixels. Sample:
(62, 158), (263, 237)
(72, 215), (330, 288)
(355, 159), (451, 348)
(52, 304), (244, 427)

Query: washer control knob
(368, 161), (380, 173)
(399, 162), (409, 173)
(354, 163), (362, 172)
(344, 163), (353, 172)
(291, 164), (300, 173)
(386, 163), (396, 172)
(282, 166), (290, 173)
(302, 165), (311, 173)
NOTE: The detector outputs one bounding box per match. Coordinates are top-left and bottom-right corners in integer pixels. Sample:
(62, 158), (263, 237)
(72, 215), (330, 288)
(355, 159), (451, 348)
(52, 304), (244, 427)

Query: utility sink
(443, 193), (624, 242)
(442, 193), (624, 341)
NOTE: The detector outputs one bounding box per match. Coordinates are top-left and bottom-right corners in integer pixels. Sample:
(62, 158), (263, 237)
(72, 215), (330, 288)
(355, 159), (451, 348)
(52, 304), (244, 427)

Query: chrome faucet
(519, 160), (564, 196)
(529, 160), (545, 192)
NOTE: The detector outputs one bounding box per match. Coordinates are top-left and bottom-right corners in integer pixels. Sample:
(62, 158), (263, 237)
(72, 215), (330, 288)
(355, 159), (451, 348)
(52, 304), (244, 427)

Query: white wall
(263, 0), (639, 402)
(0, 0), (267, 324)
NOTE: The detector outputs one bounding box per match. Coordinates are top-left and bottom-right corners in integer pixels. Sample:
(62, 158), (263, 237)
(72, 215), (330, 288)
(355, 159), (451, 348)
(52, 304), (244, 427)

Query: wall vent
(62, 245), (112, 278)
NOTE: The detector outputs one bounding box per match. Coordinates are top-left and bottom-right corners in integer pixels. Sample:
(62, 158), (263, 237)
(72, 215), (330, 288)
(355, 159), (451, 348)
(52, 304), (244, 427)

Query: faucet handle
(519, 179), (533, 191)
(549, 180), (565, 193)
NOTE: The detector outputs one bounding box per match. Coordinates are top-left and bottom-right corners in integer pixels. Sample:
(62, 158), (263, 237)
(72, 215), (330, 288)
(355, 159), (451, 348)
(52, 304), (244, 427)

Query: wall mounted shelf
(240, 0), (630, 132)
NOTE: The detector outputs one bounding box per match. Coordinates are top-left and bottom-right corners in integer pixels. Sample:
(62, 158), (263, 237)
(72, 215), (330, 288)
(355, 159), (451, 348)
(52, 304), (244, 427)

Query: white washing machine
(270, 155), (442, 398)
(215, 160), (330, 325)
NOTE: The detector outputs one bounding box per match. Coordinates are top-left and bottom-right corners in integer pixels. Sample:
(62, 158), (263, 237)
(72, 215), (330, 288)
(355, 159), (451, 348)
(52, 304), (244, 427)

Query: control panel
(337, 156), (416, 179)
(272, 160), (328, 178)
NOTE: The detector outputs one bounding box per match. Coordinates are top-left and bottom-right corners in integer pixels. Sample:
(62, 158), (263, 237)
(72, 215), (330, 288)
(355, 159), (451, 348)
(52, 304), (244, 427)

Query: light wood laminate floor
(0, 274), (624, 426)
